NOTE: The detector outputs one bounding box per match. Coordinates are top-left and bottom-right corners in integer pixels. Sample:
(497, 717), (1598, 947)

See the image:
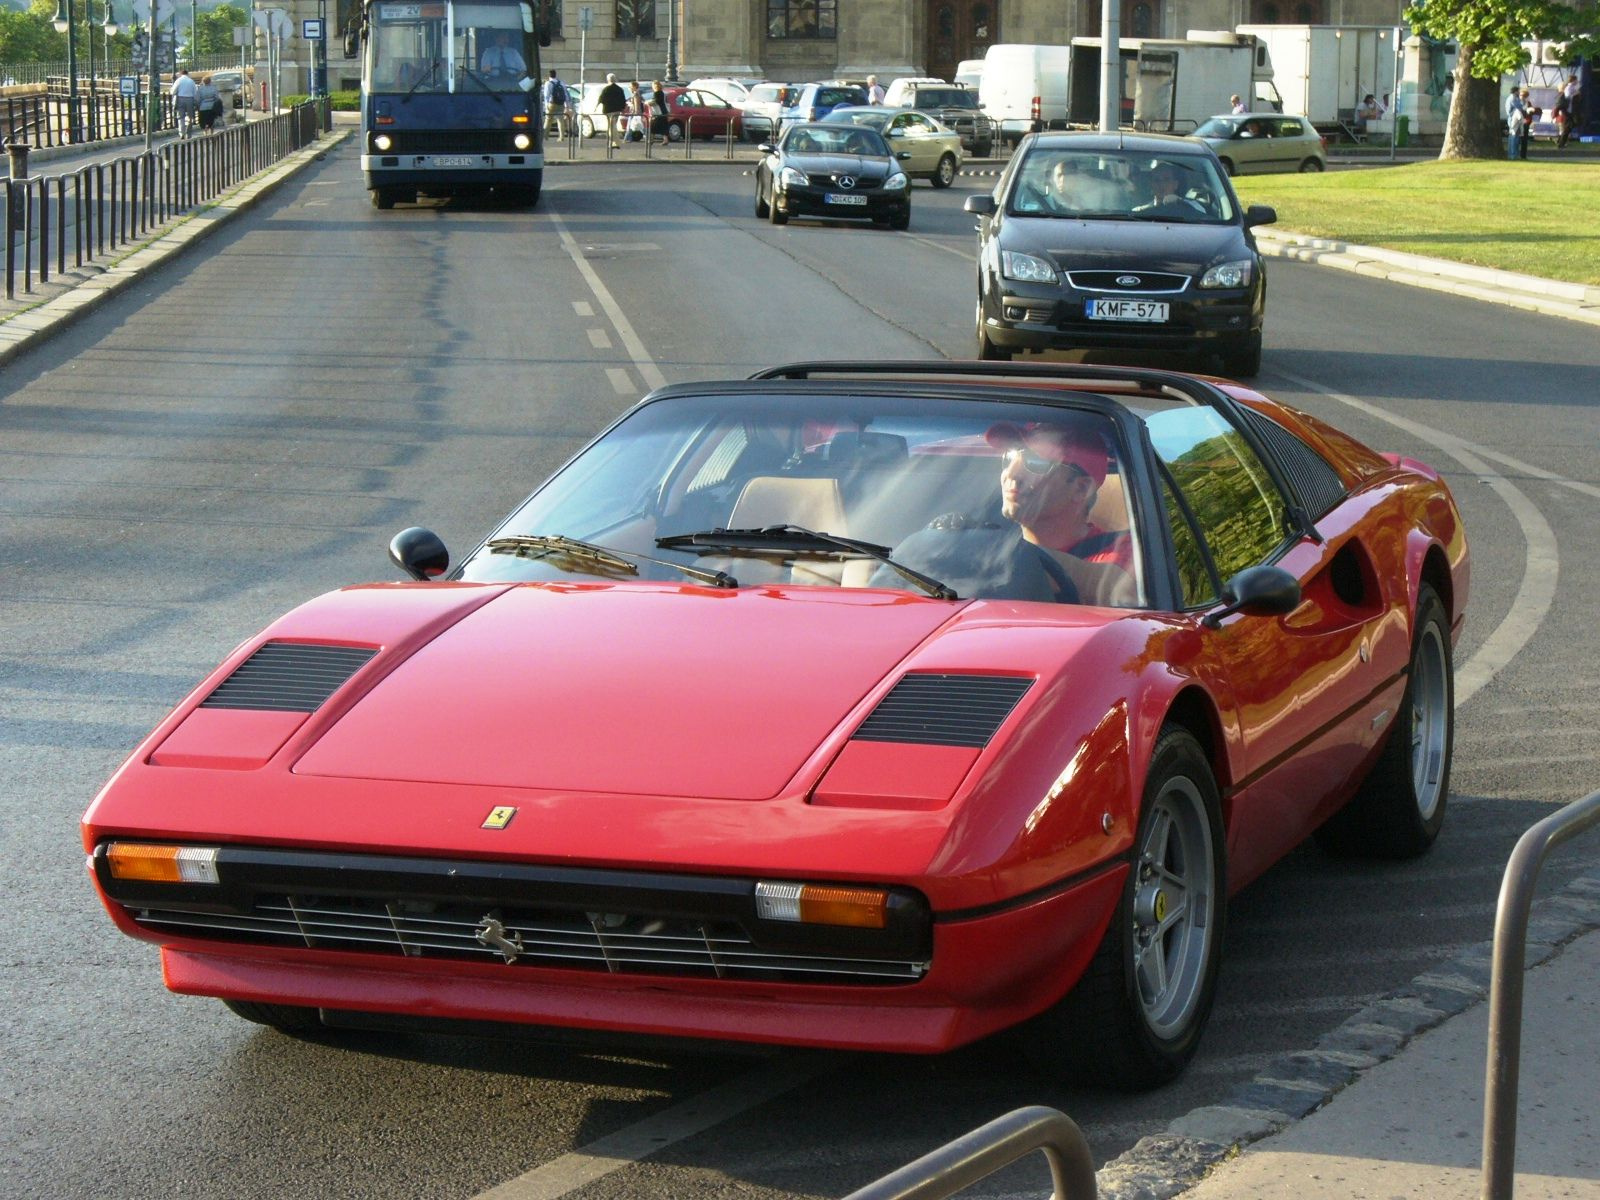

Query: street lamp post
(52, 0), (83, 143)
(665, 0), (677, 81)
(191, 0), (198, 67)
(97, 3), (119, 139)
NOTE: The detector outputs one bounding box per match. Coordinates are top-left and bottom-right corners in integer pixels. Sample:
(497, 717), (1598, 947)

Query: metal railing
(3, 89), (170, 150)
(1481, 787), (1600, 1200)
(4, 98), (326, 302)
(839, 1106), (1097, 1200)
(553, 113), (748, 161)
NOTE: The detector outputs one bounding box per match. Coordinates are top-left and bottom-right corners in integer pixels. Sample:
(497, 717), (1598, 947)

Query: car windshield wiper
(456, 64), (503, 100)
(402, 60), (441, 101)
(656, 525), (958, 600)
(486, 534), (737, 588)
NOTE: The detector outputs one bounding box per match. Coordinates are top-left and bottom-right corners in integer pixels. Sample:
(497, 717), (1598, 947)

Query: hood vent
(200, 642), (377, 713)
(853, 674), (1033, 748)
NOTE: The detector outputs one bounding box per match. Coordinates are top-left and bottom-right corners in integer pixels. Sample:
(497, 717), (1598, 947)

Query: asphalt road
(4, 140), (1599, 1200)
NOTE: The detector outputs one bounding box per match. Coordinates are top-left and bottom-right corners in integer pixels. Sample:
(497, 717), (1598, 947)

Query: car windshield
(820, 107), (890, 129)
(458, 391), (1146, 608)
(784, 124), (891, 155)
(1006, 148), (1235, 222)
(917, 89), (974, 107)
(1193, 117), (1242, 138)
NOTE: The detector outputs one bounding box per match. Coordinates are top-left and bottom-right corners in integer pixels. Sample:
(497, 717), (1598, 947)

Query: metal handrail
(840, 1106), (1097, 1200)
(1482, 787), (1600, 1200)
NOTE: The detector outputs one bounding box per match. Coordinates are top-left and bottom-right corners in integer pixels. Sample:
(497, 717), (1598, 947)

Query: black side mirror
(1244, 204), (1277, 228)
(389, 527), (450, 581)
(963, 193), (996, 215)
(1202, 565), (1301, 628)
(343, 26), (359, 58)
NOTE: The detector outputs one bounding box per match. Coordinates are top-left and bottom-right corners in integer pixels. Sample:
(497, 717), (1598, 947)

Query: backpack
(549, 79), (566, 107)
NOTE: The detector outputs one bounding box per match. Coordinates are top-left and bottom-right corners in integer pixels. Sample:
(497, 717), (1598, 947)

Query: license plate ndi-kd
(825, 193), (868, 206)
(1086, 299), (1169, 322)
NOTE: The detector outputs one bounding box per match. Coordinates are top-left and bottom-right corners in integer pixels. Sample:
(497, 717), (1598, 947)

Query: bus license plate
(432, 155), (475, 168)
(1086, 299), (1169, 322)
(825, 193), (867, 206)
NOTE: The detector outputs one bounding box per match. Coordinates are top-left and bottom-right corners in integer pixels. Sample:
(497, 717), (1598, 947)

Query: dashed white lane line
(547, 206), (668, 391)
(1272, 367), (1558, 708)
(606, 367), (634, 393)
(470, 1056), (834, 1200)
(587, 327), (613, 349)
(573, 300), (595, 317)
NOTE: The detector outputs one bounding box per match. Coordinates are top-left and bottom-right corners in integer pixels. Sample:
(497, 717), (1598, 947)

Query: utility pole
(665, 0), (677, 81)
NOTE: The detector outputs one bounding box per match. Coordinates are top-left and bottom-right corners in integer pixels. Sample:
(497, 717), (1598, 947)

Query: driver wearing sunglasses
(988, 420), (1136, 602)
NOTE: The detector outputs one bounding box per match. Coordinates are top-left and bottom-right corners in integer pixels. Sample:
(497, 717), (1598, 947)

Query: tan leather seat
(1087, 471), (1127, 533)
(724, 477), (848, 586)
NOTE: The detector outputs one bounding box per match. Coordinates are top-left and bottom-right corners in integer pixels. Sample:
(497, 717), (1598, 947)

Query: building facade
(297, 0), (1413, 97)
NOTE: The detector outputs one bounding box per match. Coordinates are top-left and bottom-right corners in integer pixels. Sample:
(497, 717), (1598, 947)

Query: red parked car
(658, 85), (743, 140)
(83, 361), (1467, 1090)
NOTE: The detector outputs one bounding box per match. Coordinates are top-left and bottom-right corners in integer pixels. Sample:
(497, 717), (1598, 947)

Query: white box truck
(1067, 36), (1278, 132)
(1233, 24), (1400, 133)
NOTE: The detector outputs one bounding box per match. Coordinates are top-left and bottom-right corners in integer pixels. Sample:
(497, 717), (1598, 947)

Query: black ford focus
(756, 122), (913, 231)
(964, 131), (1276, 376)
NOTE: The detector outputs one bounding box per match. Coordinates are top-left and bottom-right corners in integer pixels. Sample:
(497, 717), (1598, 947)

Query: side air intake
(200, 642), (378, 713)
(853, 674), (1033, 748)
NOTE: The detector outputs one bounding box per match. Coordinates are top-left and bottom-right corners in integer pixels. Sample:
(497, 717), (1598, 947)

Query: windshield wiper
(456, 64), (503, 100)
(656, 525), (958, 600)
(402, 59), (441, 101)
(486, 534), (737, 588)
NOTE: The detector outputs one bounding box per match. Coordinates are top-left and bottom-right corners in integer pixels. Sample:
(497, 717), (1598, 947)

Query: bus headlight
(372, 134), (393, 152)
(514, 133), (532, 150)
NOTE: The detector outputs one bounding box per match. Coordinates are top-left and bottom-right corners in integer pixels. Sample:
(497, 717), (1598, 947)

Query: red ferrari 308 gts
(83, 361), (1468, 1090)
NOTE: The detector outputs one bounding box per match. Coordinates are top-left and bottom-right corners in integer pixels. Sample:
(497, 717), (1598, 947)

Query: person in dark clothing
(597, 72), (627, 148)
(650, 78), (670, 143)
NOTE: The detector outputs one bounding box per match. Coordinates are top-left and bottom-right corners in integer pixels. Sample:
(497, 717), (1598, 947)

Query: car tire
(580, 115), (596, 138)
(889, 207), (911, 230)
(769, 193), (788, 225)
(932, 153), (958, 189)
(667, 120), (684, 142)
(1024, 725), (1226, 1090)
(222, 999), (325, 1033)
(755, 177), (770, 218)
(1315, 584), (1452, 860)
(1218, 157), (1236, 177)
(371, 187), (402, 210)
(1299, 157), (1325, 172)
(975, 140), (993, 158)
(1220, 330), (1262, 378)
(976, 292), (1011, 360)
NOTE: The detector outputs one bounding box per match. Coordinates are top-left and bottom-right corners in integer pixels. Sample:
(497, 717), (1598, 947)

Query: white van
(979, 43), (1071, 144)
(954, 59), (984, 90)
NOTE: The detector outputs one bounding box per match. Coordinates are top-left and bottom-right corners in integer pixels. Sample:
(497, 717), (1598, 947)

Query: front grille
(1066, 270), (1190, 294)
(100, 846), (932, 988)
(376, 130), (517, 154)
(134, 896), (926, 982)
(854, 674), (1033, 748)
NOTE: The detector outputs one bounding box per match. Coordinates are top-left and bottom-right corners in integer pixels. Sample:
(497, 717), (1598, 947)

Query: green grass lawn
(1231, 159), (1600, 286)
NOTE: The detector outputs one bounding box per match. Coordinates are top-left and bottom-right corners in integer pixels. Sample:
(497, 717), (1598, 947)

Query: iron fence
(4, 99), (326, 302)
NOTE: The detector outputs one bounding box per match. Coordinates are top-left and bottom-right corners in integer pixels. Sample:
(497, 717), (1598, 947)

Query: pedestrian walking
(867, 75), (885, 104)
(1555, 73), (1579, 148)
(196, 73), (223, 133)
(1229, 93), (1248, 114)
(171, 68), (199, 138)
(650, 79), (670, 143)
(597, 72), (627, 148)
(542, 69), (568, 137)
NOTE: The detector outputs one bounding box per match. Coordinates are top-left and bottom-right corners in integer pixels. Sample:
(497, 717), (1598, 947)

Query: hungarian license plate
(431, 155), (475, 168)
(825, 193), (867, 206)
(1086, 299), (1168, 322)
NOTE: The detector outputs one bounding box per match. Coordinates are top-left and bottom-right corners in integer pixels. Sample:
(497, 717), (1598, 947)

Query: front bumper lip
(776, 185), (909, 219)
(985, 283), (1260, 350)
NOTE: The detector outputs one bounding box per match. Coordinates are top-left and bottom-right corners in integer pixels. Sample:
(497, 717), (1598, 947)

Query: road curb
(1256, 229), (1600, 328)
(1095, 866), (1600, 1200)
(0, 128), (353, 368)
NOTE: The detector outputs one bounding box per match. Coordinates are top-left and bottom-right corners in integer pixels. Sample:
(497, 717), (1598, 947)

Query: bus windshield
(367, 0), (534, 95)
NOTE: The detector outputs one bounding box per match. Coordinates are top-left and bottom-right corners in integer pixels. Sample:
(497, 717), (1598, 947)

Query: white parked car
(688, 76), (763, 106)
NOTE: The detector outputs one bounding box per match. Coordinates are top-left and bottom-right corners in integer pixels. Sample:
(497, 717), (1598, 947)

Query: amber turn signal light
(106, 843), (221, 884)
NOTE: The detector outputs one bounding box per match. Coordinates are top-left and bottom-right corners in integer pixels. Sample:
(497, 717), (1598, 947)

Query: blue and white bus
(349, 0), (553, 208)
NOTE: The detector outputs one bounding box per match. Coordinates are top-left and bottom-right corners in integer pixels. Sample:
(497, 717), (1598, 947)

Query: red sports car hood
(294, 583), (964, 800)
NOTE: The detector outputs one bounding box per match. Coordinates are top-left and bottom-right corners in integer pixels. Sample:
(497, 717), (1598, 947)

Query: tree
(0, 0), (67, 63)
(193, 3), (245, 57)
(1407, 0), (1600, 159)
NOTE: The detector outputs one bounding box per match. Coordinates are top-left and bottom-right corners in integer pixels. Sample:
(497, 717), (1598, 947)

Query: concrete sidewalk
(1098, 868), (1600, 1200)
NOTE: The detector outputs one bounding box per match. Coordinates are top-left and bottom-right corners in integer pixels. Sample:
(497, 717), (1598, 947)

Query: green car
(1194, 113), (1327, 176)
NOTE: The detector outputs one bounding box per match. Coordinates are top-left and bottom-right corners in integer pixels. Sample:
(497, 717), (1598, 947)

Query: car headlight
(372, 134), (393, 152)
(1001, 250), (1058, 284)
(885, 170), (909, 190)
(1200, 259), (1254, 289)
(779, 166), (807, 188)
(513, 133), (531, 150)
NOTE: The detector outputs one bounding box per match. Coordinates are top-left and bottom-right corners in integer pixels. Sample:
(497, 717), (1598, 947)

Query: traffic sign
(578, 5), (592, 31)
(303, 18), (323, 39)
(120, 74), (137, 96)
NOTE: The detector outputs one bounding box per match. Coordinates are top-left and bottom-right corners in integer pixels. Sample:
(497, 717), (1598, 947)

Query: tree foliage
(193, 2), (244, 57)
(1406, 0), (1600, 159)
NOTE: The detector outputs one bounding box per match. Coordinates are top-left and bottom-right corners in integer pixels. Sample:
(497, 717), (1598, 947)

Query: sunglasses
(1004, 447), (1087, 480)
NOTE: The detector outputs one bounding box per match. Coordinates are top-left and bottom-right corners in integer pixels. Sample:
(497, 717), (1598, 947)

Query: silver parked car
(1193, 113), (1327, 175)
